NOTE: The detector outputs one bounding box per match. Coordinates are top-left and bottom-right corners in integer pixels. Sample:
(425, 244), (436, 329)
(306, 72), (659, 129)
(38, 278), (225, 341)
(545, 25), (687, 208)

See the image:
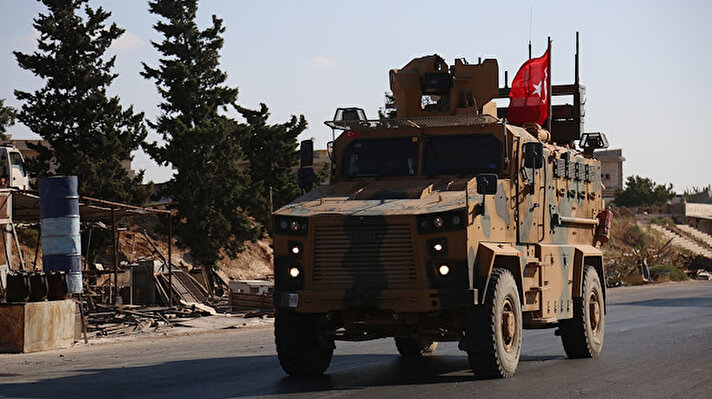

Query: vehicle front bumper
(275, 288), (478, 313)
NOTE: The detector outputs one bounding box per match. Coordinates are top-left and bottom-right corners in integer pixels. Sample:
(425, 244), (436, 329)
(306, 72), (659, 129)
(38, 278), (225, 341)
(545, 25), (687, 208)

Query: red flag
(508, 45), (551, 126)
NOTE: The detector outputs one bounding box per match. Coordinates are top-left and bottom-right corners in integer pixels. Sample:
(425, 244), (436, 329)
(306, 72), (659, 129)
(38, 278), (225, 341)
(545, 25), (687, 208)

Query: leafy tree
(238, 104), (306, 231)
(378, 91), (397, 119)
(142, 0), (258, 267)
(13, 0), (149, 203)
(683, 184), (711, 200)
(0, 99), (17, 140)
(613, 175), (676, 207)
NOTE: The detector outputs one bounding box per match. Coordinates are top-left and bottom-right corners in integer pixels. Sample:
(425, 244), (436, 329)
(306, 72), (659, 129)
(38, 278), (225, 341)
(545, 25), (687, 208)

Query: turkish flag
(508, 45), (551, 126)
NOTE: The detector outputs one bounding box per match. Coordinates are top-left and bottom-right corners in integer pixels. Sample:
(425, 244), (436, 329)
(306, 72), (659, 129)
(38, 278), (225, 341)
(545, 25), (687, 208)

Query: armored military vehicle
(273, 44), (610, 378)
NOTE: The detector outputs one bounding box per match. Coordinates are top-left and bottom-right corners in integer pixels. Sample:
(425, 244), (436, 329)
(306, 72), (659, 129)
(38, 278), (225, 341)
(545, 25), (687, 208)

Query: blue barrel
(40, 176), (82, 294)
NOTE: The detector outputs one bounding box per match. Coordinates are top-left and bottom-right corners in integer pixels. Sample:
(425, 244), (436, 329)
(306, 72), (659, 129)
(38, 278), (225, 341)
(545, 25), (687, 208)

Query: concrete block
(0, 299), (77, 353)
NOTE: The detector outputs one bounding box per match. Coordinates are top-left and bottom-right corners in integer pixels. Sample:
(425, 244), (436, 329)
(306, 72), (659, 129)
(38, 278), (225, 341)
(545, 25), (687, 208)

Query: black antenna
(575, 31), (580, 86)
(528, 41), (532, 60)
(505, 71), (509, 88)
(574, 31), (581, 141)
(547, 36), (552, 132)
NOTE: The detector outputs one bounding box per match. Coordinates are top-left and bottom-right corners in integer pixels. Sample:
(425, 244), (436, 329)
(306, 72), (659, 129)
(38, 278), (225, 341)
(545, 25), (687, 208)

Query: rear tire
(394, 337), (437, 357)
(275, 308), (334, 376)
(559, 265), (605, 358)
(464, 268), (522, 378)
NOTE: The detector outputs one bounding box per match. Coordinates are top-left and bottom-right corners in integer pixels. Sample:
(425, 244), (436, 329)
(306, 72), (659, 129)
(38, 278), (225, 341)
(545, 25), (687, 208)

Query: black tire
(559, 265), (605, 358)
(274, 308), (334, 376)
(394, 337), (438, 357)
(464, 268), (522, 378)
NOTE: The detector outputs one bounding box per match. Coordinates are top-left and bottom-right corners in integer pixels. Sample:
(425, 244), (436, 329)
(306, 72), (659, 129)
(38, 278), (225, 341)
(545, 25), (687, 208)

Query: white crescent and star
(531, 67), (548, 104)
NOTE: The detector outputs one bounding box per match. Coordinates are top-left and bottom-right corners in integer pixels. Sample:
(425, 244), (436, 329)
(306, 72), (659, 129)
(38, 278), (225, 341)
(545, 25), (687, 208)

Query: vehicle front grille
(312, 223), (416, 288)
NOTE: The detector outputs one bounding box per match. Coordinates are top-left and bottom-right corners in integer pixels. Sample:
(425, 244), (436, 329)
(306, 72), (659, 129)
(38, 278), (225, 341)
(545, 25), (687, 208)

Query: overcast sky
(1, 0), (710, 192)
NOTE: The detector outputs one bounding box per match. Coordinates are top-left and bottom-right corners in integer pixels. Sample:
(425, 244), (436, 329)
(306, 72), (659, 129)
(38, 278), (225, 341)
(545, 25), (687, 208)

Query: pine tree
(238, 104), (306, 230)
(142, 0), (258, 267)
(13, 0), (149, 203)
(378, 92), (397, 119)
(0, 99), (17, 140)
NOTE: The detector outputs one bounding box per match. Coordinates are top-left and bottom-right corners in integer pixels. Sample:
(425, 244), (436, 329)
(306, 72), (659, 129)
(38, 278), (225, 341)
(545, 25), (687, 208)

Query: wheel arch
(573, 245), (606, 313)
(474, 243), (524, 305)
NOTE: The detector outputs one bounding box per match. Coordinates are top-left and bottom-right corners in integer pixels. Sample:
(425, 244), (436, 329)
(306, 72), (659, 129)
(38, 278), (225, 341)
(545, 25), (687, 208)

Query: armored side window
(584, 164), (592, 182)
(554, 158), (566, 178)
(574, 162), (584, 181)
(565, 159), (575, 179)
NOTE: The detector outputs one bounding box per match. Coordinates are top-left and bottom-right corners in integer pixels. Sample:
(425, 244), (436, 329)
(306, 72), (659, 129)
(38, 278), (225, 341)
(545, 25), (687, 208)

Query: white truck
(0, 145), (29, 190)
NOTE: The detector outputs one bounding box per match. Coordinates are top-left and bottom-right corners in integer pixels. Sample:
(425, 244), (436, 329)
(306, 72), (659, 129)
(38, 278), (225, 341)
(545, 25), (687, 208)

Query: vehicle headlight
(274, 215), (308, 236)
(438, 264), (450, 276)
(417, 209), (466, 233)
(427, 237), (448, 256)
(288, 241), (303, 257)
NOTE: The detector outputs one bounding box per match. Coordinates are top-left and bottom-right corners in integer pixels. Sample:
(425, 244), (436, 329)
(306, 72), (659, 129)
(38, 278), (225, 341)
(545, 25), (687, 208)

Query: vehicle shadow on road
(612, 297), (712, 308)
(0, 352), (561, 398)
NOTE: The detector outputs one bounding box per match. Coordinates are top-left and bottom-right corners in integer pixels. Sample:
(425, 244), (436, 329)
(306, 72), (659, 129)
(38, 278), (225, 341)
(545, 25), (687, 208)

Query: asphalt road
(1, 281), (711, 399)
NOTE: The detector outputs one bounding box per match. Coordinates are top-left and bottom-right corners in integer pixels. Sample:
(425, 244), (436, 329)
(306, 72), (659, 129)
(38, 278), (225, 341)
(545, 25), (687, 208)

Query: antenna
(529, 41), (532, 60)
(575, 31), (580, 86)
(547, 36), (552, 132)
(528, 3), (533, 59)
(574, 31), (581, 141)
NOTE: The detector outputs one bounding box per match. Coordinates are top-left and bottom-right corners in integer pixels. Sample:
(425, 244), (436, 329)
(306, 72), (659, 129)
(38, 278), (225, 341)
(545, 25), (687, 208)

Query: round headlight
(452, 215), (461, 225)
(438, 264), (450, 276)
(291, 245), (301, 255)
(433, 216), (444, 228)
(280, 220), (288, 230)
(433, 243), (443, 252)
(289, 267), (300, 278)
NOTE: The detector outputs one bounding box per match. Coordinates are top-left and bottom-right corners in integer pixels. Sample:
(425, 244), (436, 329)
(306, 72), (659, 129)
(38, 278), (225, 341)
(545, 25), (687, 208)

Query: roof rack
(324, 114), (500, 131)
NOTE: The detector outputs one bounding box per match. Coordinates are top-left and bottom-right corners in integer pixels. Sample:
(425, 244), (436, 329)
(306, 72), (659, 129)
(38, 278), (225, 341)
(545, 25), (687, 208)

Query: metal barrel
(6, 273), (30, 302)
(39, 176), (82, 294)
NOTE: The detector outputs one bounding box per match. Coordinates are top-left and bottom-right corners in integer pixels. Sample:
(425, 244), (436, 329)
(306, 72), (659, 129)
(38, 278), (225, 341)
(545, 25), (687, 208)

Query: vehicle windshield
(423, 134), (502, 175)
(342, 137), (418, 178)
(9, 152), (25, 177)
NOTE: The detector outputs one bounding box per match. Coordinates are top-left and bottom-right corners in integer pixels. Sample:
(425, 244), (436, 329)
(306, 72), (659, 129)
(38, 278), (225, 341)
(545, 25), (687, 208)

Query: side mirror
(523, 142), (543, 169)
(300, 140), (314, 168)
(297, 167), (315, 191)
(476, 173), (498, 195)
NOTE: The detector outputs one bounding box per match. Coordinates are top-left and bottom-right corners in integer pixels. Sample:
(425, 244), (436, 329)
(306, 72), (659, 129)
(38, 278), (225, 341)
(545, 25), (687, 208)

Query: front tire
(559, 265), (605, 358)
(394, 337), (437, 357)
(275, 308), (334, 376)
(464, 268), (522, 378)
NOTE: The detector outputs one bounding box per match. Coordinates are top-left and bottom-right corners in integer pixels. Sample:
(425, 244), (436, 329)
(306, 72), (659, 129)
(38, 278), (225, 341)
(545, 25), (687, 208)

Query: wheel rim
(589, 289), (602, 336)
(501, 297), (516, 351)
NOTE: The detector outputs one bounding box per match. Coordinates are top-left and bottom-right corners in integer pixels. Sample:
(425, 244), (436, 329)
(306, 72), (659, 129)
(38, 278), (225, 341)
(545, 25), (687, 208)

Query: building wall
(687, 216), (712, 236)
(595, 149), (625, 200)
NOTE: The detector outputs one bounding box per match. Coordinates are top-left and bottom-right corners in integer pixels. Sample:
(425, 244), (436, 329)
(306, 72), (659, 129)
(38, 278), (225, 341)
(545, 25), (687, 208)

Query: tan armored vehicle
(273, 46), (610, 378)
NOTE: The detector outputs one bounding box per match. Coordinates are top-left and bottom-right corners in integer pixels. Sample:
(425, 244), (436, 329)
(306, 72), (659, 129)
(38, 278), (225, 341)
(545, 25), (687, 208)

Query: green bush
(649, 216), (675, 227)
(623, 224), (651, 251)
(660, 217), (675, 227)
(650, 264), (688, 281)
(16, 227), (39, 247)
